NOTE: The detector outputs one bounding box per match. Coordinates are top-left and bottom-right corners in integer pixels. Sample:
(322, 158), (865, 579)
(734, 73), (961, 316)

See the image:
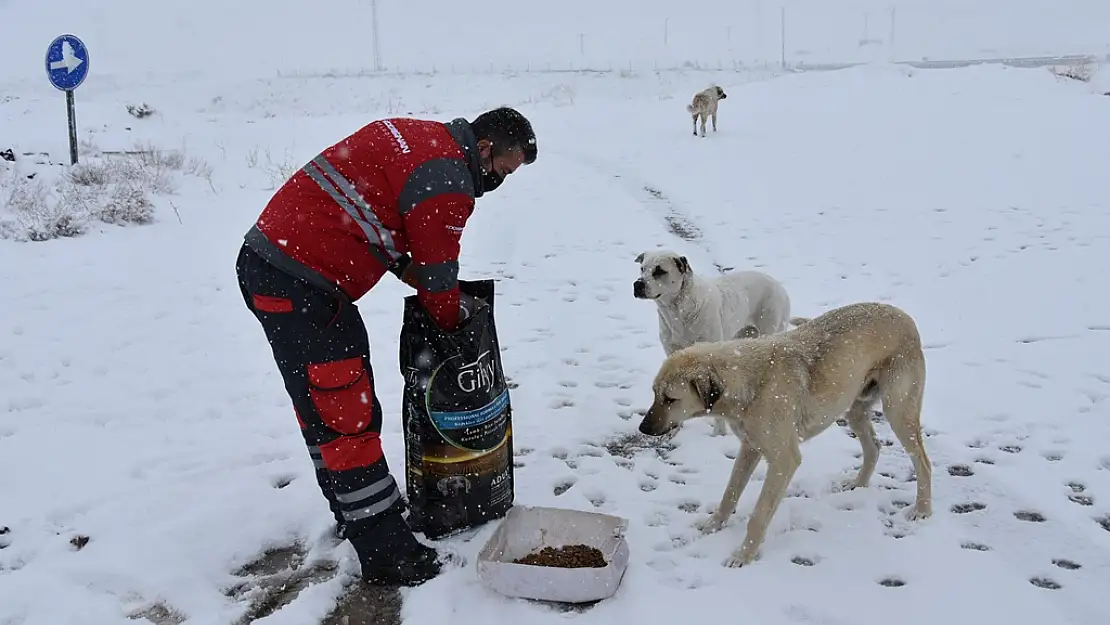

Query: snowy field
(4, 1), (1110, 624)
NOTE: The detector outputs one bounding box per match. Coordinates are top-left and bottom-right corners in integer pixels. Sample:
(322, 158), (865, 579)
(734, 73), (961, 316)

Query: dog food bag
(398, 279), (515, 539)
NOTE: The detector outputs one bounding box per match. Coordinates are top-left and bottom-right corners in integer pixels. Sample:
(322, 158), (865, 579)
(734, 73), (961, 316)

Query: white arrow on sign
(49, 40), (84, 73)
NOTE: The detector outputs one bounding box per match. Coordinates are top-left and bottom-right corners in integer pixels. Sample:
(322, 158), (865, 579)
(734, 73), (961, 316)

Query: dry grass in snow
(0, 141), (211, 242)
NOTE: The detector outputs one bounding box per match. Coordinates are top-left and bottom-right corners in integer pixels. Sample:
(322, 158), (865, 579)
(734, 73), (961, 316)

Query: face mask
(481, 169), (504, 193)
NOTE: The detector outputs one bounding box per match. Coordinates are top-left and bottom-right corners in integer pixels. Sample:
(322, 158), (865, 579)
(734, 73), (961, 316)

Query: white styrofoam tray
(475, 504), (630, 604)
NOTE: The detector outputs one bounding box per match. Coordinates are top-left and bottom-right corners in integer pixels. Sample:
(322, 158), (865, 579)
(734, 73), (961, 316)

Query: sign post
(44, 34), (90, 166)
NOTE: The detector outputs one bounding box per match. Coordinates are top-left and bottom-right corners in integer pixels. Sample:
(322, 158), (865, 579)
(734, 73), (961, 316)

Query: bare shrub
(98, 181), (155, 225)
(1, 140), (212, 241)
(246, 146), (299, 189)
(518, 84), (576, 108)
(6, 171), (53, 217)
(108, 156), (176, 194)
(55, 176), (103, 216)
(184, 156), (214, 181)
(28, 212), (86, 241)
(131, 141), (185, 170)
(65, 161), (113, 187)
(126, 102), (156, 119)
(2, 169), (88, 241)
(541, 84), (576, 106)
(1050, 64), (1095, 83)
(78, 136), (100, 158)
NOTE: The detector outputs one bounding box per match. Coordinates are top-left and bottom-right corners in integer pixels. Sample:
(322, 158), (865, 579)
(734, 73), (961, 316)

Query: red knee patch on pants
(318, 431), (384, 471)
(306, 357), (377, 435)
(252, 294), (294, 313)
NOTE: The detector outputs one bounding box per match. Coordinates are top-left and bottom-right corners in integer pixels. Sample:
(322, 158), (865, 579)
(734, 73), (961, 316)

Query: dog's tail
(789, 316), (811, 327)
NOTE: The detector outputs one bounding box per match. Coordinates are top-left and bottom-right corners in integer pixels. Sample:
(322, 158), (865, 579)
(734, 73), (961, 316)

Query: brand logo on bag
(457, 350), (496, 394)
(403, 366), (423, 388)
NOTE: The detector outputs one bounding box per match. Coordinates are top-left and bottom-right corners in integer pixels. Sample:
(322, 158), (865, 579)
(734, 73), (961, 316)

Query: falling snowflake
(415, 348), (435, 368)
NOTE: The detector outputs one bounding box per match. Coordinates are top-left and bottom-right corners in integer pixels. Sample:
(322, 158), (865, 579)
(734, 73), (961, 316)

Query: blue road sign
(45, 34), (90, 91)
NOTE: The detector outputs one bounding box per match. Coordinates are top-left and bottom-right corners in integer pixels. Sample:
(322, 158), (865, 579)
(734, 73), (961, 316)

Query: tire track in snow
(553, 150), (734, 274)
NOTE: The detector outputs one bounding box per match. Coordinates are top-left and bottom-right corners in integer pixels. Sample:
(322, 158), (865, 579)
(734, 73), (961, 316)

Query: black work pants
(235, 244), (405, 541)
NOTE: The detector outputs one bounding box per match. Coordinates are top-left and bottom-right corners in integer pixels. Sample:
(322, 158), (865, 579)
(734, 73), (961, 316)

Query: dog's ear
(675, 256), (690, 274)
(690, 368), (723, 412)
(635, 252), (646, 264)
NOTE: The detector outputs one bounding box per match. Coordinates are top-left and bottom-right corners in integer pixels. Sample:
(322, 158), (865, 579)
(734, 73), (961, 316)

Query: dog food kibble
(513, 544), (607, 568)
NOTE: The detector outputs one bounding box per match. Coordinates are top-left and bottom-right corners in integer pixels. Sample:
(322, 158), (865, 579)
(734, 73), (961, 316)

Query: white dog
(687, 85), (727, 137)
(633, 250), (800, 435)
(637, 302), (933, 568)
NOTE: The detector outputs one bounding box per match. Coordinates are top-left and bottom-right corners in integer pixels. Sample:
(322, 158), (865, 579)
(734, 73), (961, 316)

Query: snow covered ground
(4, 2), (1110, 623)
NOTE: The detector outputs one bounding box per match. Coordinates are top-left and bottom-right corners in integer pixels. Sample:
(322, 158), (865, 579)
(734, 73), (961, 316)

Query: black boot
(348, 511), (442, 587)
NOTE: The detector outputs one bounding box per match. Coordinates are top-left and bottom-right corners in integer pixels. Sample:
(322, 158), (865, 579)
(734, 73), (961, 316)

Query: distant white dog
(687, 85), (727, 137)
(633, 250), (803, 435)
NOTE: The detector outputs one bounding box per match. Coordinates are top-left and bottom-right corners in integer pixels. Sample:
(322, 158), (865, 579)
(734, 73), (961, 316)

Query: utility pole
(664, 18), (669, 46)
(370, 0), (383, 71)
(889, 7), (897, 52)
(755, 0), (764, 59)
(780, 7), (786, 68)
(578, 33), (585, 55)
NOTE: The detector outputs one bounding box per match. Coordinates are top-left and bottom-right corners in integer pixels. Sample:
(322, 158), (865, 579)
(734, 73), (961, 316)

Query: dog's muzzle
(633, 279), (647, 299)
(638, 416), (675, 437)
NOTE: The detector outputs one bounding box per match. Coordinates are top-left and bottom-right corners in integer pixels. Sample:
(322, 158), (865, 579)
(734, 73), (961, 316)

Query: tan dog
(638, 302), (932, 567)
(687, 85), (727, 137)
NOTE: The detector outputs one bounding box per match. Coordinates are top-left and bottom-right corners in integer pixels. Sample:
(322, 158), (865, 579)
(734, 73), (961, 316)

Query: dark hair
(471, 107), (537, 164)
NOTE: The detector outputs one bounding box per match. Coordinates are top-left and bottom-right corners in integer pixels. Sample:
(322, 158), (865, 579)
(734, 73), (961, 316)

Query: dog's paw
(904, 502), (933, 521)
(831, 478), (863, 493)
(695, 515), (725, 535)
(722, 548), (756, 568)
(722, 555), (746, 568)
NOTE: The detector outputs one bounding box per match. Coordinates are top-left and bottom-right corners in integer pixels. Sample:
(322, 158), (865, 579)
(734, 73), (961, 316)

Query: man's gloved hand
(389, 254), (413, 280)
